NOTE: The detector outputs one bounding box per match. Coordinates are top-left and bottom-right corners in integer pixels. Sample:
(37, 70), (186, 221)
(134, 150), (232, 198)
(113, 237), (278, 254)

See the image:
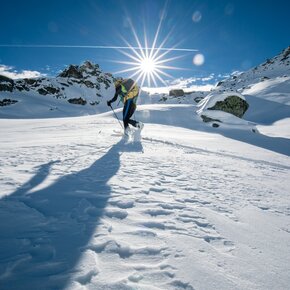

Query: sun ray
(113, 60), (140, 66)
(150, 71), (158, 87)
(113, 66), (140, 75)
(111, 6), (196, 88)
(128, 68), (144, 80)
(120, 35), (143, 57)
(155, 68), (174, 79)
(140, 72), (147, 88)
(151, 27), (174, 60)
(149, 2), (168, 60)
(135, 70), (147, 86)
(153, 37), (187, 63)
(152, 70), (168, 86)
(156, 65), (188, 71)
(127, 18), (147, 60)
(155, 54), (186, 65)
(117, 47), (142, 64)
(143, 26), (149, 59)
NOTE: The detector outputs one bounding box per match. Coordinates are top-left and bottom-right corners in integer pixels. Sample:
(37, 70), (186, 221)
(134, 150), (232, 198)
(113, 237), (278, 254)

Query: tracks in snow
(0, 125), (289, 289)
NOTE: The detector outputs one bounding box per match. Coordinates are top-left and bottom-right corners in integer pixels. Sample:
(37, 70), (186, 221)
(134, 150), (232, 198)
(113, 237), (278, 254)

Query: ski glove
(107, 100), (112, 107)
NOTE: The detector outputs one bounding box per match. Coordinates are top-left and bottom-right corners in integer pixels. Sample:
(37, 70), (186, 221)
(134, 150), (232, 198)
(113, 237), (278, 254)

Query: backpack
(115, 79), (139, 104)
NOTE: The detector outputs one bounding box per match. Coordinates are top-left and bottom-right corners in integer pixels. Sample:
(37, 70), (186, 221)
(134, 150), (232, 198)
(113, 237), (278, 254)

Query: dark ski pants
(123, 99), (138, 129)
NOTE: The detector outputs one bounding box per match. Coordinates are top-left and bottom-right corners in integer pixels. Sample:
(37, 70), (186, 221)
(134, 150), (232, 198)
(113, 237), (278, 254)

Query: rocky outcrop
(38, 86), (61, 96)
(1, 61), (112, 110)
(67, 97), (87, 105)
(0, 98), (18, 106)
(197, 92), (249, 126)
(0, 75), (14, 92)
(58, 65), (83, 79)
(200, 115), (221, 123)
(207, 95), (249, 118)
(58, 61), (102, 79)
(169, 89), (184, 97)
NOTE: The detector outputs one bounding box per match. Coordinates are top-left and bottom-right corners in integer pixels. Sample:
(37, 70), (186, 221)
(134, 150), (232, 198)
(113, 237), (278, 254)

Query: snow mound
(196, 92), (255, 131)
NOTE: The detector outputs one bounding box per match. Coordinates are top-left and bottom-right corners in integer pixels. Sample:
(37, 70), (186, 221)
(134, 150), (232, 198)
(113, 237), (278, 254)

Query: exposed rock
(38, 86), (60, 95)
(0, 75), (14, 92)
(261, 76), (270, 81)
(90, 101), (99, 106)
(194, 96), (204, 103)
(207, 95), (249, 118)
(0, 75), (14, 83)
(67, 97), (87, 105)
(38, 88), (48, 95)
(84, 80), (94, 88)
(0, 98), (18, 106)
(281, 46), (290, 61)
(58, 65), (83, 78)
(201, 115), (221, 123)
(159, 96), (168, 102)
(46, 86), (60, 95)
(15, 86), (24, 91)
(0, 61), (113, 117)
(24, 78), (38, 86)
(59, 82), (69, 87)
(169, 89), (184, 97)
(216, 81), (224, 87)
(80, 61), (95, 71)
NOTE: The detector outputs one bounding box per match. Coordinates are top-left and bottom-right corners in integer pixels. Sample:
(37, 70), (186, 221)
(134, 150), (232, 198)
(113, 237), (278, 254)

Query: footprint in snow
(109, 199), (135, 209)
(144, 208), (172, 217)
(203, 235), (235, 253)
(105, 209), (128, 220)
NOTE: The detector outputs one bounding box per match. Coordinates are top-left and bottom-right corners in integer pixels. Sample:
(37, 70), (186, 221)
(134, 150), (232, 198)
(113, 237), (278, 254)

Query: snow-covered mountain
(0, 61), (115, 118)
(215, 46), (290, 105)
(0, 48), (290, 290)
(1, 47), (289, 121)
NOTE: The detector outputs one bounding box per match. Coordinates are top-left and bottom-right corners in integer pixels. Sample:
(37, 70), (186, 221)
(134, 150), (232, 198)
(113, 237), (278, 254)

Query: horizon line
(0, 44), (199, 52)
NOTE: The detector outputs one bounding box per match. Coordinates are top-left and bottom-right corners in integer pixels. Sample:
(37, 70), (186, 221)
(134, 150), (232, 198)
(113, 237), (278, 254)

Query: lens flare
(113, 9), (197, 87)
(193, 53), (205, 66)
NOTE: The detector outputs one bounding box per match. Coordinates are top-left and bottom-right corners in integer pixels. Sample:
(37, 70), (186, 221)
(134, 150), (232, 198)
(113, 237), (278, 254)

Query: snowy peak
(257, 46), (290, 74)
(0, 61), (114, 118)
(216, 46), (290, 95)
(58, 60), (106, 79)
(268, 46), (290, 63)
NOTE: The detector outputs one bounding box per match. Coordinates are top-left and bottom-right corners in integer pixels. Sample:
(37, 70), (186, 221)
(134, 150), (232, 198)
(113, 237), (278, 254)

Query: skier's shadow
(0, 139), (143, 290)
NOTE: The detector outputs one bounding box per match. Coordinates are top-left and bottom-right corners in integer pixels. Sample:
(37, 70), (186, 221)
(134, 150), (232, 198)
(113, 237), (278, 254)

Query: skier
(107, 78), (144, 136)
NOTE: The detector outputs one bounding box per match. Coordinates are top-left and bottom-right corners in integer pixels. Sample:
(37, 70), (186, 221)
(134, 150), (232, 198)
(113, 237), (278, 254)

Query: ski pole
(109, 105), (123, 129)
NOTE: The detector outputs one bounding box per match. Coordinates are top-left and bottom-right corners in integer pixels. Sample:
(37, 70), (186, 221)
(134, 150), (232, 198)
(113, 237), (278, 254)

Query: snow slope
(211, 46), (290, 139)
(0, 47), (290, 290)
(0, 61), (115, 119)
(216, 46), (290, 105)
(0, 104), (290, 290)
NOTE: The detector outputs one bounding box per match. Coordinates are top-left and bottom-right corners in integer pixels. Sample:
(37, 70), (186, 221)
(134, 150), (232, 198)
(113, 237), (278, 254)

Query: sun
(113, 10), (187, 87)
(140, 57), (156, 74)
(114, 34), (183, 87)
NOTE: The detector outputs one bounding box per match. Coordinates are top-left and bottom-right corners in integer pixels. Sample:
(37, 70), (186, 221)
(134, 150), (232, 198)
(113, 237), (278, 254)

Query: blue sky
(0, 0), (289, 87)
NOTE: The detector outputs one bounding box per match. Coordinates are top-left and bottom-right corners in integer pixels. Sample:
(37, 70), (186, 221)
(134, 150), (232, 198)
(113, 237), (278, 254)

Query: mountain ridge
(0, 47), (289, 118)
(215, 46), (290, 97)
(0, 61), (114, 118)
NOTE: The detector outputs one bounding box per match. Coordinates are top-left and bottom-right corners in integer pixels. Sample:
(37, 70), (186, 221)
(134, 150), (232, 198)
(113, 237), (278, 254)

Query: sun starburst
(113, 12), (188, 87)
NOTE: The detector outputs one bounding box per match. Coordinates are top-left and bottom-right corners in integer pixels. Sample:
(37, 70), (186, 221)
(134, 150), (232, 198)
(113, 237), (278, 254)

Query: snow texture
(0, 48), (290, 289)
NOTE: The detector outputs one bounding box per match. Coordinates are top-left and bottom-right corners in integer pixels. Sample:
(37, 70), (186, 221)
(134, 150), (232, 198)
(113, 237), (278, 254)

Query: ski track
(0, 118), (289, 290)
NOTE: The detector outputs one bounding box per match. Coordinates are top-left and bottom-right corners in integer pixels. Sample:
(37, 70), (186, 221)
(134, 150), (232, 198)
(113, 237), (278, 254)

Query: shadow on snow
(136, 105), (290, 157)
(0, 138), (143, 290)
